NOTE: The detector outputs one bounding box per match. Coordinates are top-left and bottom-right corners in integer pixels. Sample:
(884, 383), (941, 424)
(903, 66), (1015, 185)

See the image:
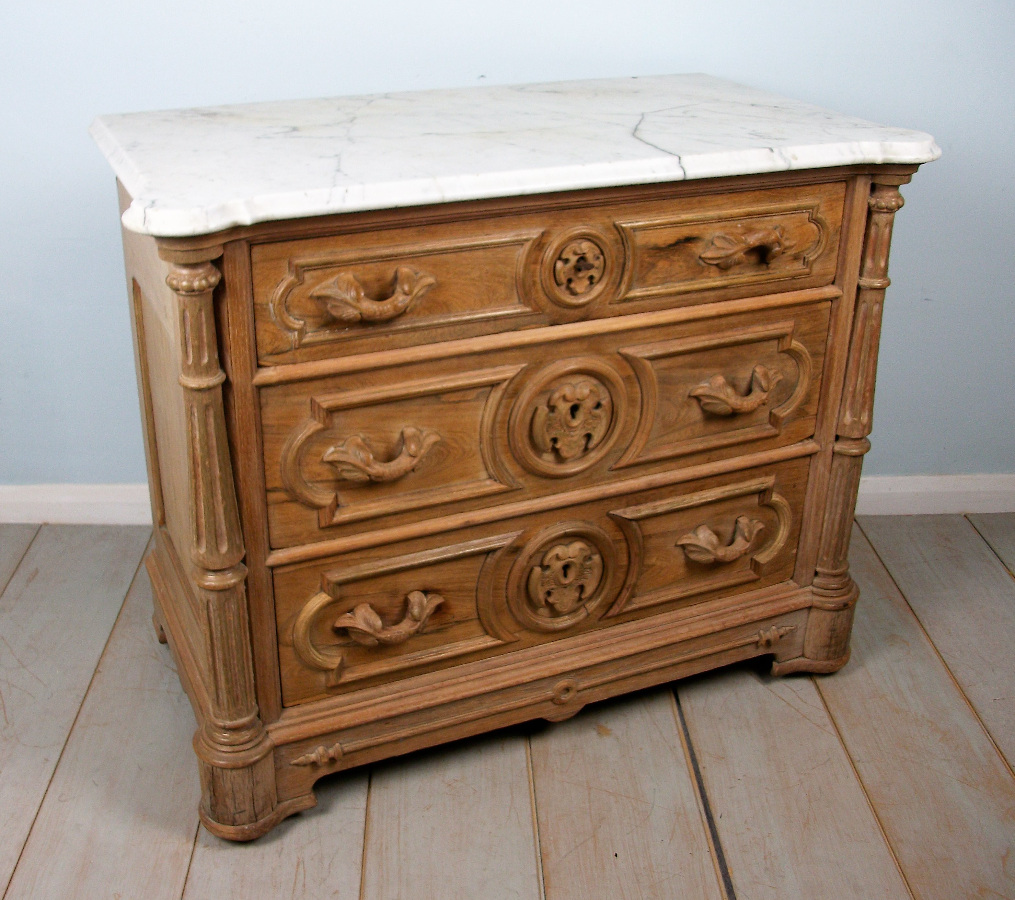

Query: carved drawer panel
(250, 181), (844, 365)
(260, 297), (830, 551)
(274, 456), (810, 707)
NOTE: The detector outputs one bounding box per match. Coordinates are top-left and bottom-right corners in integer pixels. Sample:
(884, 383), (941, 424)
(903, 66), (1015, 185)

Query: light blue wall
(1, 1), (1012, 483)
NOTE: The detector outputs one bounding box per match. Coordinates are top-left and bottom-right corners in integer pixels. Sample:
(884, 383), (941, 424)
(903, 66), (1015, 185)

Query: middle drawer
(260, 296), (830, 551)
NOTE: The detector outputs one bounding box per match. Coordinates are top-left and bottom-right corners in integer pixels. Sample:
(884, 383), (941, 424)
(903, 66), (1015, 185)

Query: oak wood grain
(183, 772), (368, 899)
(0, 525), (150, 893)
(113, 161), (922, 838)
(815, 525), (1015, 898)
(260, 298), (828, 552)
(968, 512), (1015, 575)
(529, 690), (723, 900)
(274, 457), (809, 707)
(4, 557), (199, 900)
(251, 180), (844, 365)
(0, 524), (37, 594)
(360, 733), (542, 900)
(678, 668), (910, 898)
(859, 514), (1015, 769)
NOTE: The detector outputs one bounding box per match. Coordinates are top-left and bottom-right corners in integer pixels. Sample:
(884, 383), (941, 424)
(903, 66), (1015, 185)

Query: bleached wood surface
(860, 514), (1015, 769)
(1, 516), (1012, 898)
(815, 525), (1015, 898)
(0, 525), (150, 895)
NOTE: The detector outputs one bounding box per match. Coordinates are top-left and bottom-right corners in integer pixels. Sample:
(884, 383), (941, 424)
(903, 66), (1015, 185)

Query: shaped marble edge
(89, 74), (941, 238)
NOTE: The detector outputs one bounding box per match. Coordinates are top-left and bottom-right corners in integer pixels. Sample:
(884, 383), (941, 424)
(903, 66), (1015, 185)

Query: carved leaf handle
(699, 226), (786, 270)
(689, 365), (781, 416)
(310, 266), (436, 324)
(333, 591), (445, 647)
(677, 515), (765, 564)
(322, 426), (441, 484)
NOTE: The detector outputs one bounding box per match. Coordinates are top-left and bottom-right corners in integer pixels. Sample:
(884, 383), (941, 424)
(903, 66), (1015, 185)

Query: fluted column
(165, 257), (277, 836)
(775, 180), (907, 675)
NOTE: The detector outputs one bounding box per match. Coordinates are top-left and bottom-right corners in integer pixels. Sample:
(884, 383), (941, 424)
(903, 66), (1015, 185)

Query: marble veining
(90, 74), (940, 237)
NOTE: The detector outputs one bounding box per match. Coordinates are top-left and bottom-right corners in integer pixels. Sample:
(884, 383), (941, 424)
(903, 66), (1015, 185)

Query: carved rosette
(509, 358), (627, 477)
(539, 227), (622, 312)
(553, 238), (606, 299)
(506, 523), (619, 632)
(532, 378), (612, 462)
(527, 540), (604, 616)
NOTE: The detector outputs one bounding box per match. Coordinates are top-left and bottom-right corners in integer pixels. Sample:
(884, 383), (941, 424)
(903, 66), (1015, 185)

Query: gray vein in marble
(89, 74), (940, 237)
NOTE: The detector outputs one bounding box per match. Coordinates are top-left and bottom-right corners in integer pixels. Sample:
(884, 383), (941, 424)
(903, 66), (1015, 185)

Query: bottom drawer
(275, 455), (811, 707)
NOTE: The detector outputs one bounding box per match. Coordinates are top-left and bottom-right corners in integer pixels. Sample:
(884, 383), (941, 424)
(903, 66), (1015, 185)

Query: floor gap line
(855, 519), (1015, 781)
(670, 688), (737, 900)
(0, 524), (41, 597)
(0, 530), (149, 900)
(964, 514), (1015, 581)
(525, 736), (548, 900)
(810, 675), (917, 899)
(178, 818), (202, 899)
(357, 769), (373, 900)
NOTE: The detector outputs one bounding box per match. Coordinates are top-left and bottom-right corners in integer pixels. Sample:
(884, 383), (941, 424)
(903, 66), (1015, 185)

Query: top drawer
(250, 180), (845, 365)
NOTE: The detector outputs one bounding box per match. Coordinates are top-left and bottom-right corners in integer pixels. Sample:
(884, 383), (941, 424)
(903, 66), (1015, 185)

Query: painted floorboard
(815, 526), (1015, 898)
(4, 559), (200, 900)
(0, 525), (38, 594)
(678, 668), (909, 899)
(360, 732), (543, 900)
(183, 772), (368, 900)
(529, 690), (723, 900)
(968, 512), (1015, 575)
(859, 514), (1015, 769)
(0, 524), (150, 895)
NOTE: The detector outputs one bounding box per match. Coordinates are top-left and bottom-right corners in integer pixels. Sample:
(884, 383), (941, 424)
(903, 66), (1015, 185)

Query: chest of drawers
(91, 75), (937, 840)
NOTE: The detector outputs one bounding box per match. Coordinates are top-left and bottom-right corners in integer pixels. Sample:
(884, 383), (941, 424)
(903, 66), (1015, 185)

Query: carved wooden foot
(770, 580), (857, 677)
(770, 649), (851, 676)
(195, 741), (315, 841)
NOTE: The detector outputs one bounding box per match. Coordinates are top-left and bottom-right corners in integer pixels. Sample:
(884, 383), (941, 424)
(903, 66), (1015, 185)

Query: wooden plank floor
(0, 516), (1012, 899)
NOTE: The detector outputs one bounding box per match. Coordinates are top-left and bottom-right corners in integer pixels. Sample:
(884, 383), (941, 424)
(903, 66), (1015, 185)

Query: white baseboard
(0, 484), (153, 526)
(1, 476), (1014, 525)
(855, 474), (1015, 516)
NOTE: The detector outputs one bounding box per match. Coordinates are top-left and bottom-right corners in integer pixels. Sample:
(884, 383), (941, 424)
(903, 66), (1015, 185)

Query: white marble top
(90, 74), (939, 237)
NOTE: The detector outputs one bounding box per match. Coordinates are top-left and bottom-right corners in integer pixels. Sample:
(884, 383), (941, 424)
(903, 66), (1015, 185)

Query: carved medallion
(509, 359), (626, 477)
(506, 522), (618, 632)
(540, 228), (620, 311)
(527, 540), (604, 615)
(531, 377), (612, 463)
(554, 239), (606, 298)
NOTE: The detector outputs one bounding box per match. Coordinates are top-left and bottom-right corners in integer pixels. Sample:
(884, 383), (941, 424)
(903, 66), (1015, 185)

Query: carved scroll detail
(333, 591), (445, 647)
(699, 225), (786, 270)
(677, 516), (765, 565)
(291, 742), (343, 767)
(757, 624), (797, 650)
(279, 365), (520, 527)
(531, 378), (613, 462)
(309, 267), (435, 324)
(527, 540), (604, 616)
(689, 365), (782, 416)
(322, 426), (441, 484)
